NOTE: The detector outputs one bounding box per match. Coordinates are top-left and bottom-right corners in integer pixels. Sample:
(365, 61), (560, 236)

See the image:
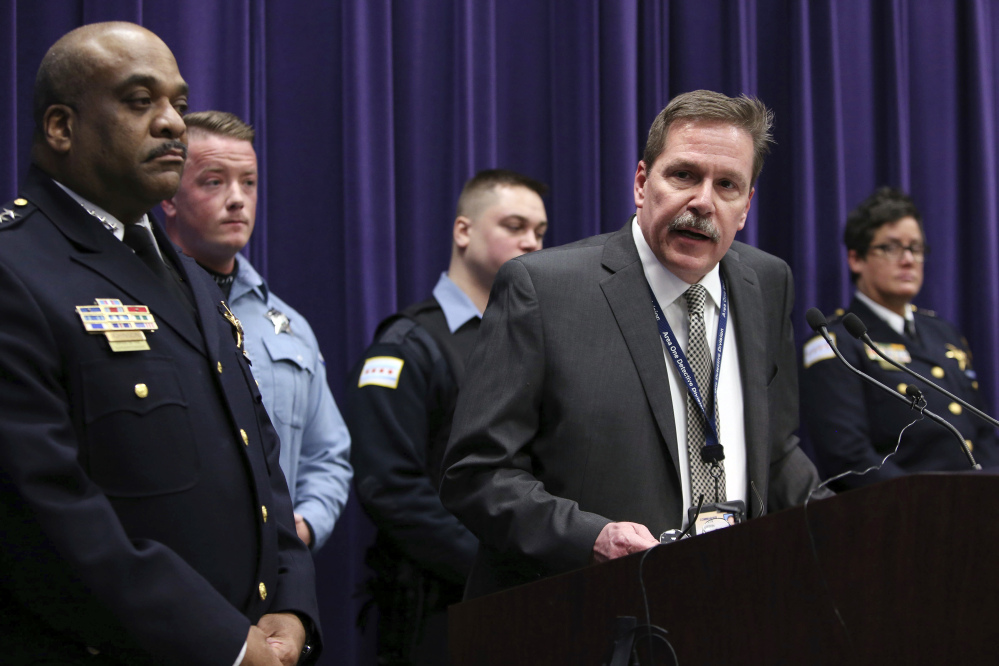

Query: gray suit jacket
(440, 220), (823, 598)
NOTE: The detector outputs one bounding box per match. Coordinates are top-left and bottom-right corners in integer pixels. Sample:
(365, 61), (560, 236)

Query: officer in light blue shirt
(162, 110), (351, 550)
(226, 257), (351, 550)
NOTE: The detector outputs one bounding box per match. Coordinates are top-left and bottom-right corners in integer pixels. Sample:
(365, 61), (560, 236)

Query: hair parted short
(843, 186), (925, 282)
(33, 22), (138, 132)
(642, 89), (774, 186)
(33, 44), (85, 130)
(183, 110), (255, 143)
(456, 169), (549, 218)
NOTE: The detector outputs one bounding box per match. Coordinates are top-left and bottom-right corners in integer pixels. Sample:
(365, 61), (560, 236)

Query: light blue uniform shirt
(432, 272), (482, 332)
(230, 256), (352, 550)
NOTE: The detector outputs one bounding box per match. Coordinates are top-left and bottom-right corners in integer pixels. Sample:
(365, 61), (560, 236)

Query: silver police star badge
(265, 308), (292, 335)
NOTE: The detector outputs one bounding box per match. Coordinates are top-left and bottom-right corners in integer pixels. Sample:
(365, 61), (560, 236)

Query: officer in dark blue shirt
(345, 170), (547, 665)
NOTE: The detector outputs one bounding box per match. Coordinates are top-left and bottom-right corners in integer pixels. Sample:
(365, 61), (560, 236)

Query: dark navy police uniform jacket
(0, 168), (320, 665)
(801, 297), (999, 489)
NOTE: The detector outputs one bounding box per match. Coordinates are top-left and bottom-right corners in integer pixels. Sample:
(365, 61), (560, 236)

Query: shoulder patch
(803, 333), (836, 369)
(358, 356), (405, 389)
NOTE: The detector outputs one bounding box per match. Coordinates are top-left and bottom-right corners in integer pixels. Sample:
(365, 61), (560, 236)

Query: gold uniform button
(261, 505), (268, 523)
(217, 361), (223, 373)
(241, 429), (249, 446)
(259, 582), (267, 600)
(13, 198), (27, 206)
(931, 366), (945, 379)
(897, 383), (908, 395)
(966, 439), (974, 452)
(973, 381), (980, 390)
(86, 646), (101, 655)
(134, 383), (148, 399)
(949, 402), (963, 415)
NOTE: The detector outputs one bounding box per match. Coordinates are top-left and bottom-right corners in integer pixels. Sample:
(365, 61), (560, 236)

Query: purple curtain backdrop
(4, 1), (999, 662)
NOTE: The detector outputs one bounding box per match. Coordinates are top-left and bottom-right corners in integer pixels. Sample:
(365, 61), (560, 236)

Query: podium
(449, 472), (999, 664)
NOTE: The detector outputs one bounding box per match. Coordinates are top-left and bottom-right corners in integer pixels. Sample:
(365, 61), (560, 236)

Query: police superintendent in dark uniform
(801, 187), (999, 489)
(0, 22), (318, 665)
(344, 170), (547, 665)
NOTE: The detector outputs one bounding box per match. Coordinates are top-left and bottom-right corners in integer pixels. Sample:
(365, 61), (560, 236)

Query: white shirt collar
(632, 215), (722, 308)
(854, 291), (913, 336)
(52, 180), (155, 241)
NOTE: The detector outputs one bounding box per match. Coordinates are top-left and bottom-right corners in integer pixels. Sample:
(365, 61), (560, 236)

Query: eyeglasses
(868, 241), (927, 262)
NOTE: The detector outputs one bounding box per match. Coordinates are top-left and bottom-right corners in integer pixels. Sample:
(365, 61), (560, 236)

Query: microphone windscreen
(842, 313), (868, 338)
(805, 308), (828, 332)
(905, 384), (924, 400)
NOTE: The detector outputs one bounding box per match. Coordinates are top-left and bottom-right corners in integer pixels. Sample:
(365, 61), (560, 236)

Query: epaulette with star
(0, 197), (33, 230)
(910, 303), (937, 318)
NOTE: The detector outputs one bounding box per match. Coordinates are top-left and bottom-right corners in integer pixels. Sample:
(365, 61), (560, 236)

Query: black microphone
(805, 308), (980, 469)
(841, 312), (999, 429)
(805, 307), (829, 334)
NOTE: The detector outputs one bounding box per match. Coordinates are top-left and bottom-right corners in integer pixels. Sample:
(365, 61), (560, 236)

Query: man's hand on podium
(592, 522), (659, 564)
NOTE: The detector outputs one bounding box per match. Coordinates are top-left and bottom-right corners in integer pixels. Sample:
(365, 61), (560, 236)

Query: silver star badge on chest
(265, 308), (292, 335)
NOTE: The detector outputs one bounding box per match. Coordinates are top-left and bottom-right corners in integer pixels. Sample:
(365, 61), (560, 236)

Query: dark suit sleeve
(0, 262), (249, 665)
(346, 333), (478, 583)
(800, 326), (907, 488)
(763, 262), (828, 510)
(441, 260), (610, 575)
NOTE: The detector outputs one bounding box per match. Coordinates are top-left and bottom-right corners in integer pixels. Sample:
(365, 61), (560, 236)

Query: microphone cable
(801, 307), (931, 650)
(630, 495), (705, 665)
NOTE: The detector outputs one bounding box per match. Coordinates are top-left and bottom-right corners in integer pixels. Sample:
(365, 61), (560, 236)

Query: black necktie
(122, 223), (195, 312)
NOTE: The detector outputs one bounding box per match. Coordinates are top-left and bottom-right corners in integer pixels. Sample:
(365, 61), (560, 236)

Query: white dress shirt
(854, 291), (915, 336)
(632, 217), (747, 525)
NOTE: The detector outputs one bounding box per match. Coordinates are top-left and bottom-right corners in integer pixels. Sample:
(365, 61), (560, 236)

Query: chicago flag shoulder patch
(358, 356), (405, 389)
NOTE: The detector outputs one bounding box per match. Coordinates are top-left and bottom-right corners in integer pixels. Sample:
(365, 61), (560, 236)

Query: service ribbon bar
(76, 299), (158, 351)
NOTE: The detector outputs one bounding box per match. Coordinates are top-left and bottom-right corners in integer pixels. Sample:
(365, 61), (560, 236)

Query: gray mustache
(668, 211), (719, 242)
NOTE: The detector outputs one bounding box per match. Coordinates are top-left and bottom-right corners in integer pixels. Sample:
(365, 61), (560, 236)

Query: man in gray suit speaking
(440, 90), (825, 598)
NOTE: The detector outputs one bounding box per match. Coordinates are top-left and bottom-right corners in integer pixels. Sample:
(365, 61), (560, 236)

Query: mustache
(145, 141), (188, 162)
(667, 211), (720, 243)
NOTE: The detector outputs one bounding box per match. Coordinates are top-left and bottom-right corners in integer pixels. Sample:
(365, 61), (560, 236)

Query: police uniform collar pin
(83, 207), (115, 233)
(265, 308), (292, 335)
